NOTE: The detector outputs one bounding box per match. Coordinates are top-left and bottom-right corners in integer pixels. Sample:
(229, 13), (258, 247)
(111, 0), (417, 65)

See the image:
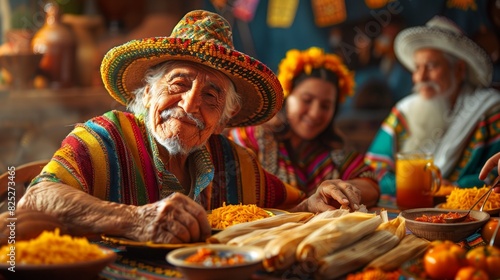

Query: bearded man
(17, 10), (380, 244)
(364, 16), (500, 195)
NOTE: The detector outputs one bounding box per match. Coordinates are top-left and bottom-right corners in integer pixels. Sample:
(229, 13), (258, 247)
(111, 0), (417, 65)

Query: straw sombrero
(100, 10), (283, 127)
(394, 16), (492, 87)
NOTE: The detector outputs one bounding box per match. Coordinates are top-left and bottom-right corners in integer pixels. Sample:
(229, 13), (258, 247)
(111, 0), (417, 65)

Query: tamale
(306, 208), (350, 223)
(296, 212), (382, 263)
(206, 212), (314, 244)
(231, 233), (280, 248)
(262, 218), (336, 272)
(315, 216), (406, 280)
(365, 234), (430, 271)
(227, 222), (301, 247)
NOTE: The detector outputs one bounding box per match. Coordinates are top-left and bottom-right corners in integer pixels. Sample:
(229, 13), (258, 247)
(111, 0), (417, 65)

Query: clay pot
(31, 2), (77, 89)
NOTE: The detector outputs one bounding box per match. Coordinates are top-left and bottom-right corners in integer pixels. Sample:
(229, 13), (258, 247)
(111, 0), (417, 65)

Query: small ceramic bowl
(166, 244), (264, 280)
(400, 208), (490, 242)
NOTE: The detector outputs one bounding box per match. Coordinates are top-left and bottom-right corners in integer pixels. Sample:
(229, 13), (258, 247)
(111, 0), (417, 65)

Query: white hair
(127, 60), (240, 124)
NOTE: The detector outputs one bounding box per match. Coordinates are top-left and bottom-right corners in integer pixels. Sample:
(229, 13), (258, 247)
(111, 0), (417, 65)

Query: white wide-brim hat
(394, 16), (492, 87)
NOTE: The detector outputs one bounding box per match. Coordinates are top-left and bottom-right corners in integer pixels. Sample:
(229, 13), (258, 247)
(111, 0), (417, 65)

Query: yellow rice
(441, 185), (500, 211)
(0, 229), (106, 265)
(207, 203), (271, 230)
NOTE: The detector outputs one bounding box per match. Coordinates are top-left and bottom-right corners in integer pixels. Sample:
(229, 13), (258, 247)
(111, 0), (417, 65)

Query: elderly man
(365, 16), (500, 195)
(18, 10), (379, 244)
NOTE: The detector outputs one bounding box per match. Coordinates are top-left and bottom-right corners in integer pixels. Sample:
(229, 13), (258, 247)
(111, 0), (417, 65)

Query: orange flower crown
(277, 47), (355, 103)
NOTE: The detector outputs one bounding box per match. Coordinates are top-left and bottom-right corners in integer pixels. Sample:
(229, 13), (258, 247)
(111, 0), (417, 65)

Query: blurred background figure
(365, 16), (500, 195)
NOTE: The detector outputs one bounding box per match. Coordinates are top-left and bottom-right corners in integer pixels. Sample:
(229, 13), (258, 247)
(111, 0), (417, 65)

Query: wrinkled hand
(305, 179), (361, 213)
(133, 193), (211, 244)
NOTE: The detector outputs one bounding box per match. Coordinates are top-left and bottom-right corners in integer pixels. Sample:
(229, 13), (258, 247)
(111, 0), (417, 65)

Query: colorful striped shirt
(30, 111), (306, 210)
(226, 126), (377, 196)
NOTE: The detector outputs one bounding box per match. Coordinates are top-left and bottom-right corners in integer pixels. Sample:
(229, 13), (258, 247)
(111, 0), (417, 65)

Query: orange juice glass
(396, 152), (441, 210)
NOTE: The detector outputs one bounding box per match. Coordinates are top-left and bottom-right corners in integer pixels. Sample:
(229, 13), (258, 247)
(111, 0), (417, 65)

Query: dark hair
(265, 68), (344, 148)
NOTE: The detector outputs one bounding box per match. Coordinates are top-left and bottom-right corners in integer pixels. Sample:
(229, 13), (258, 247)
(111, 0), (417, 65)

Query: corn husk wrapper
(365, 234), (430, 271)
(315, 216), (406, 280)
(306, 208), (350, 223)
(231, 232), (282, 248)
(206, 212), (313, 244)
(227, 222), (302, 247)
(227, 209), (352, 249)
(296, 211), (382, 263)
(262, 218), (338, 272)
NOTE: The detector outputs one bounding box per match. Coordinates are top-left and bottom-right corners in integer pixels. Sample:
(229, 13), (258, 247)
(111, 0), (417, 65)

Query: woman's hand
(133, 193), (211, 244)
(302, 179), (362, 213)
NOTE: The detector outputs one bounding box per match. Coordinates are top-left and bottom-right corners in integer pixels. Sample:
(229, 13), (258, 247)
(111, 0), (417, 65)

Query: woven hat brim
(394, 26), (492, 87)
(100, 37), (284, 127)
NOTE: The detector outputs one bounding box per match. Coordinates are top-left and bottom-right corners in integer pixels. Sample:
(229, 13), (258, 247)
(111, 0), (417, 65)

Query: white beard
(401, 93), (452, 153)
(146, 108), (205, 156)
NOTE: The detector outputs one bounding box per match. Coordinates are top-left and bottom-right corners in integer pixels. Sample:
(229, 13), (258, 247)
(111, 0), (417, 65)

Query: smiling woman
(225, 47), (380, 208)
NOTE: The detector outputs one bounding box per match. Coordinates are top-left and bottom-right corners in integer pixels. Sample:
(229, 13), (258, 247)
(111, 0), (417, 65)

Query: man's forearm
(17, 182), (139, 239)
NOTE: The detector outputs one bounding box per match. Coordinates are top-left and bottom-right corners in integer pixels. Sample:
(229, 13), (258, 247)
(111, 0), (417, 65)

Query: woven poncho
(30, 111), (305, 209)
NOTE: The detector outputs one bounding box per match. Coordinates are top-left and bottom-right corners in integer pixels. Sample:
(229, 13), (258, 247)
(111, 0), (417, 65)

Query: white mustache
(160, 108), (205, 130)
(413, 81), (440, 93)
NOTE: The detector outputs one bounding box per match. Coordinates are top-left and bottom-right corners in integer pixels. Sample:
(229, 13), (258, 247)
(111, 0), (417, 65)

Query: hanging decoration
(446, 0), (477, 10)
(233, 0), (260, 22)
(365, 0), (389, 9)
(311, 0), (347, 27)
(267, 0), (299, 28)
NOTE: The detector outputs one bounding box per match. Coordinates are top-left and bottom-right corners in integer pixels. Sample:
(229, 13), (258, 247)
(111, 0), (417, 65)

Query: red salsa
(184, 247), (248, 266)
(415, 212), (476, 223)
